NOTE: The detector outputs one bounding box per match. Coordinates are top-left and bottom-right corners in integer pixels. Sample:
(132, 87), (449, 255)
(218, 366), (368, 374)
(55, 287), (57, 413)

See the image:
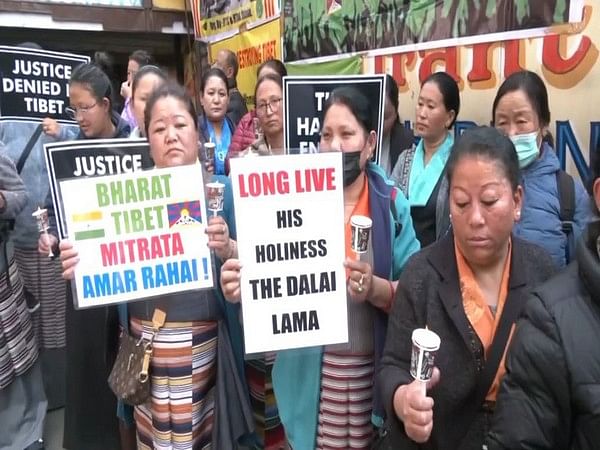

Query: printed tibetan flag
(72, 210), (105, 240)
(167, 201), (202, 228)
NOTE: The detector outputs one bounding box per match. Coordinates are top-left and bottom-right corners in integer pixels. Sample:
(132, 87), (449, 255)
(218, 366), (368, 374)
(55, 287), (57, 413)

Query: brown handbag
(108, 309), (166, 406)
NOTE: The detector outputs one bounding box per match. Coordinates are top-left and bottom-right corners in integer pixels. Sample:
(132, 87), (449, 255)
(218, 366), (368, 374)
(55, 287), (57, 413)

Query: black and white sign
(283, 75), (385, 163)
(44, 138), (154, 239)
(0, 46), (90, 124)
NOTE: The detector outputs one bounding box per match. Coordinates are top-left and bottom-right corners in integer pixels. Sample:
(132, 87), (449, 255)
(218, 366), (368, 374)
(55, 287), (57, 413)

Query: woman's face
(383, 97), (397, 137)
(494, 89), (542, 144)
(255, 79), (283, 138)
(320, 103), (375, 169)
(415, 81), (454, 141)
(132, 73), (164, 137)
(147, 96), (199, 168)
(68, 82), (111, 138)
(449, 155), (522, 269)
(127, 59), (140, 85)
(201, 76), (229, 122)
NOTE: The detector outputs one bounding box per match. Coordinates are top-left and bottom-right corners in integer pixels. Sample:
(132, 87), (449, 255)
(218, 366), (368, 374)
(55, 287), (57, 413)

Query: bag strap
(16, 124), (43, 174)
(556, 170), (576, 262)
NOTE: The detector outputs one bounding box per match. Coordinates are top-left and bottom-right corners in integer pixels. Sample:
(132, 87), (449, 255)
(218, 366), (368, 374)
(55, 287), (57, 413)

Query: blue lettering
(555, 120), (592, 181)
(124, 270), (137, 292)
(141, 266), (154, 289)
(82, 275), (95, 298)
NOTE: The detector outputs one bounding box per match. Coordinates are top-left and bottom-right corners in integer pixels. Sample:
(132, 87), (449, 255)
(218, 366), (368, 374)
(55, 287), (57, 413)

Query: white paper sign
(60, 164), (214, 308)
(230, 152), (348, 354)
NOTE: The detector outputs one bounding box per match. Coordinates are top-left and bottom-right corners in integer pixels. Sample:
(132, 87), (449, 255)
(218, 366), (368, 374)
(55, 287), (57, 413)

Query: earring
(515, 210), (521, 220)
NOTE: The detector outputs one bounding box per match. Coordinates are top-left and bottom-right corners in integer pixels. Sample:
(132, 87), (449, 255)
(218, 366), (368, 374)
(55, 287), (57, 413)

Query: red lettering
(418, 47), (459, 84)
(101, 242), (118, 267)
(542, 34), (593, 74)
(503, 40), (525, 78)
(238, 172), (289, 197)
(468, 43), (493, 82)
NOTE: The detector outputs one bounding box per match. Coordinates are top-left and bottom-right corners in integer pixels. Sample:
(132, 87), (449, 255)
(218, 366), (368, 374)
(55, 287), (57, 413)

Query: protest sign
(60, 163), (214, 309)
(283, 75), (385, 163)
(0, 46), (89, 124)
(45, 139), (154, 240)
(230, 152), (347, 354)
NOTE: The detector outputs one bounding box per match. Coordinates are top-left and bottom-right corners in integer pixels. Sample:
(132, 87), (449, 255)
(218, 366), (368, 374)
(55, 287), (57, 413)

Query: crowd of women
(0, 47), (598, 450)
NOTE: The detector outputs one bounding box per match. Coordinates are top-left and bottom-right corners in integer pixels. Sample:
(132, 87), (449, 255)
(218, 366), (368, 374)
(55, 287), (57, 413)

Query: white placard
(230, 152), (348, 354)
(60, 163), (214, 308)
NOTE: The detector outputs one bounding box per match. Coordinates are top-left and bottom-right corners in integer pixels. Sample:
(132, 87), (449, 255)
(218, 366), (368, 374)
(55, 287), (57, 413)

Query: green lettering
(96, 183), (109, 207)
(111, 211), (123, 235)
(124, 180), (138, 203)
(136, 177), (150, 202)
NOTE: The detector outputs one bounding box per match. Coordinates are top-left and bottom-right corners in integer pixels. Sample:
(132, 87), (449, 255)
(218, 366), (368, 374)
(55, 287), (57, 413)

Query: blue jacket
(515, 143), (590, 267)
(272, 162), (420, 450)
(0, 121), (78, 248)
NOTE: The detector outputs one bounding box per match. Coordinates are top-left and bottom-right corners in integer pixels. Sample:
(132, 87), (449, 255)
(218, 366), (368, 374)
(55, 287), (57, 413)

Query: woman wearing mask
(486, 150), (600, 449)
(378, 127), (556, 450)
(120, 50), (154, 130)
(38, 62), (131, 450)
(229, 59), (288, 157)
(390, 72), (460, 247)
(379, 74), (414, 177)
(492, 70), (590, 267)
(198, 68), (233, 176)
(221, 87), (420, 449)
(59, 82), (253, 449)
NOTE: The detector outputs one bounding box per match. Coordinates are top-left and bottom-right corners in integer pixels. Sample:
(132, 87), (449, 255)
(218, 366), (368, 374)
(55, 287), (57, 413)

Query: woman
(60, 82), (253, 449)
(492, 70), (590, 267)
(485, 151), (600, 449)
(378, 127), (556, 450)
(390, 72), (460, 247)
(221, 87), (421, 449)
(120, 49), (154, 130)
(379, 74), (414, 176)
(0, 152), (47, 450)
(129, 65), (167, 138)
(198, 68), (233, 176)
(229, 59), (288, 157)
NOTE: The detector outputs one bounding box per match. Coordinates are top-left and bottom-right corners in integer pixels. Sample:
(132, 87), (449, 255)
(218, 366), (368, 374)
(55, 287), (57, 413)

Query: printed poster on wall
(192, 0), (280, 41)
(60, 164), (214, 309)
(283, 74), (385, 162)
(45, 139), (154, 240)
(209, 18), (282, 109)
(0, 46), (90, 124)
(230, 152), (347, 354)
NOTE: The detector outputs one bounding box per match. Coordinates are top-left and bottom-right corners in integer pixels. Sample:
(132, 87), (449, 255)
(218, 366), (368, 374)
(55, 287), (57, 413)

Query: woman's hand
(42, 118), (61, 138)
(38, 233), (58, 257)
(220, 258), (242, 303)
(392, 368), (441, 443)
(344, 258), (373, 303)
(206, 216), (236, 261)
(59, 239), (79, 280)
(121, 80), (131, 99)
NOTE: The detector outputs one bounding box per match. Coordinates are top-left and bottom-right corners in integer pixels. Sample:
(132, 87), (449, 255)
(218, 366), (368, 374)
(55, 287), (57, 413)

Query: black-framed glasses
(65, 102), (98, 120)
(256, 97), (282, 116)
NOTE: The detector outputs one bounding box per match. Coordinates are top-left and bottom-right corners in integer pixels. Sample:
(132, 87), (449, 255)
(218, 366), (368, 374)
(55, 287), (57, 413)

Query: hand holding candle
(32, 206), (54, 258)
(350, 215), (372, 260)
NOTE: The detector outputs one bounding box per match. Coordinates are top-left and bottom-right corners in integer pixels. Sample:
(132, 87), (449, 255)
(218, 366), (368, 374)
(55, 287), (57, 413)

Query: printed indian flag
(167, 201), (202, 228)
(71, 210), (105, 240)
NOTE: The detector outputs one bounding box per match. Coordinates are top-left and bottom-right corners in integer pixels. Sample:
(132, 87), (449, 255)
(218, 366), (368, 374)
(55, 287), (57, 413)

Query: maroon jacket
(229, 110), (256, 155)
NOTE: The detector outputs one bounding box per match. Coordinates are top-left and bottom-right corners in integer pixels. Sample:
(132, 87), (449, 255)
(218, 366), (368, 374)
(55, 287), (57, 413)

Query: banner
(192, 0), (280, 41)
(209, 18), (282, 109)
(0, 46), (90, 124)
(283, 75), (385, 161)
(230, 153), (347, 354)
(364, 0), (600, 182)
(285, 55), (362, 76)
(44, 139), (154, 240)
(283, 0), (581, 62)
(60, 164), (214, 309)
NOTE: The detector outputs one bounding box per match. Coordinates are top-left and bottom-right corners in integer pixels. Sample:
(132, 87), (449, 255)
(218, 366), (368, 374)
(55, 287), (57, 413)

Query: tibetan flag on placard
(72, 210), (105, 240)
(167, 201), (202, 228)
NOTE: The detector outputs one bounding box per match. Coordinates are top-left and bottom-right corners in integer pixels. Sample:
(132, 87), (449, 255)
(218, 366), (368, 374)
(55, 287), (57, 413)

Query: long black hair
(70, 63), (114, 110)
(422, 72), (460, 129)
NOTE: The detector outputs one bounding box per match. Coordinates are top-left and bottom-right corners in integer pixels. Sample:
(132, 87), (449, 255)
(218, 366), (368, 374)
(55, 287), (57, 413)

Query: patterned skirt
(316, 352), (375, 450)
(130, 318), (218, 450)
(0, 258), (38, 390)
(13, 247), (66, 349)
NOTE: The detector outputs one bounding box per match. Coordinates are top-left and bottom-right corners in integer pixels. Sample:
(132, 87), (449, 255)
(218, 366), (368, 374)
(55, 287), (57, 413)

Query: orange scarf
(455, 240), (512, 401)
(344, 178), (371, 269)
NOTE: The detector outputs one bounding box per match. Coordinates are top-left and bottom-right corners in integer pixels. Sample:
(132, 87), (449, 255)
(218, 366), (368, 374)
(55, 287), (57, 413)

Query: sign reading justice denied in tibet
(0, 46), (90, 123)
(60, 164), (214, 309)
(230, 153), (348, 354)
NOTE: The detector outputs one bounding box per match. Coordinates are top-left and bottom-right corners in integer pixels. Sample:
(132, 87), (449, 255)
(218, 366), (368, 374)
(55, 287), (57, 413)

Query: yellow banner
(209, 18), (282, 109)
(364, 1), (600, 180)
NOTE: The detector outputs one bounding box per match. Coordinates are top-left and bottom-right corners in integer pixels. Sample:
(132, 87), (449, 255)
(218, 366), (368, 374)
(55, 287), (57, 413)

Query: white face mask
(510, 131), (540, 169)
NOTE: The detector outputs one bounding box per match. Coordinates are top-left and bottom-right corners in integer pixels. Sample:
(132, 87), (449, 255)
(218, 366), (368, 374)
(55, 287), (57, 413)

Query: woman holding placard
(378, 127), (556, 449)
(220, 86), (421, 449)
(59, 82), (253, 449)
(389, 72), (460, 248)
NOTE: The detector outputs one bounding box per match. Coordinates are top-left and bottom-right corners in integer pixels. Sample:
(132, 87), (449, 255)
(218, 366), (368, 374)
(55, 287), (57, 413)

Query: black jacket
(389, 120), (414, 171)
(378, 234), (556, 450)
(486, 221), (600, 450)
(227, 87), (247, 127)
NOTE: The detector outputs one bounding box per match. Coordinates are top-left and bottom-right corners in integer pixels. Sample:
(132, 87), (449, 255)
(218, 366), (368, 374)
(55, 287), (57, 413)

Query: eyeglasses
(256, 98), (282, 116)
(65, 102), (98, 119)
